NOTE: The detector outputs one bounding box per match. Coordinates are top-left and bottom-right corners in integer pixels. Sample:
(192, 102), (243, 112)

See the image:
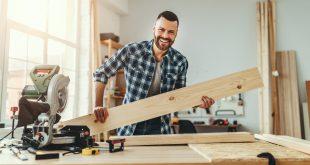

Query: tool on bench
(82, 148), (100, 155)
(27, 147), (59, 160)
(11, 146), (28, 161)
(106, 138), (125, 153)
(16, 65), (95, 150)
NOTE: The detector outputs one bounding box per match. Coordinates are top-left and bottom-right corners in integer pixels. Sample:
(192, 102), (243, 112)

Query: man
(93, 11), (214, 136)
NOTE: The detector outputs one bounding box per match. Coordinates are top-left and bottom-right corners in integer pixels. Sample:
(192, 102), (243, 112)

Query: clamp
(106, 138), (125, 153)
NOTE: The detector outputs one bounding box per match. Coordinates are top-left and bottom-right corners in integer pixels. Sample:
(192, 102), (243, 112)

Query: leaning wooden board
(255, 134), (310, 155)
(110, 132), (255, 146)
(307, 81), (310, 127)
(276, 51), (301, 138)
(61, 68), (263, 135)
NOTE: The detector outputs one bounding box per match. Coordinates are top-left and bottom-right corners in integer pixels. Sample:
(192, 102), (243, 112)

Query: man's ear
(174, 29), (178, 39)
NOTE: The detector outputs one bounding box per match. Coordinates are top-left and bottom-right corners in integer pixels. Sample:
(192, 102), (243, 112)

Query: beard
(154, 35), (174, 51)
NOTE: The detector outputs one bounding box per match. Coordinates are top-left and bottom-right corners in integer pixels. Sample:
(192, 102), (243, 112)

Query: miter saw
(17, 65), (94, 150)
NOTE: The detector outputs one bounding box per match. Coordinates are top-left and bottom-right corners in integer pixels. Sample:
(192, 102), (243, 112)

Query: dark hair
(156, 11), (179, 26)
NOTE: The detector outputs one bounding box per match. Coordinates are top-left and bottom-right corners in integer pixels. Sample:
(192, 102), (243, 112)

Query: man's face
(153, 17), (178, 51)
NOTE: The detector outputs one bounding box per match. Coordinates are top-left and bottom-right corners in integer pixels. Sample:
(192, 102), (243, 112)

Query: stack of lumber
(276, 51), (301, 138)
(256, 0), (278, 134)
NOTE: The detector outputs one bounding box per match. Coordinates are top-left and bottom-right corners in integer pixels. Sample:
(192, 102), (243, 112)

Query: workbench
(0, 140), (309, 165)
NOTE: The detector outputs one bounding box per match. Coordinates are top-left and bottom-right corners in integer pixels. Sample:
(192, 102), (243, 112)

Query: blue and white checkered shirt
(93, 40), (188, 136)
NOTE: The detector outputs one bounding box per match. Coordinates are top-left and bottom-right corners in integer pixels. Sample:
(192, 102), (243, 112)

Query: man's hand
(94, 106), (109, 123)
(199, 96), (215, 109)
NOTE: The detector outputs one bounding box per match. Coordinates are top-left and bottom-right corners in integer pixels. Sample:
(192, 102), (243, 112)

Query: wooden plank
(255, 134), (310, 155)
(256, 2), (264, 134)
(306, 81), (310, 129)
(268, 0), (280, 135)
(61, 68), (263, 135)
(189, 141), (310, 165)
(276, 135), (310, 145)
(257, 1), (272, 134)
(109, 132), (255, 146)
(303, 102), (310, 140)
(276, 51), (301, 138)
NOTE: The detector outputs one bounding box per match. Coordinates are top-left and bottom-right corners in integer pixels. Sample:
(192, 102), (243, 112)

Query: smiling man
(93, 11), (214, 136)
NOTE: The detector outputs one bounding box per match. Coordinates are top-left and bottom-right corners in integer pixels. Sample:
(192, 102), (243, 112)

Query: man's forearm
(95, 82), (106, 107)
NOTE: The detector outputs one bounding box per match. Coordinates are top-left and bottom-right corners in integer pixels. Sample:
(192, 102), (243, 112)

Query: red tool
(10, 107), (18, 138)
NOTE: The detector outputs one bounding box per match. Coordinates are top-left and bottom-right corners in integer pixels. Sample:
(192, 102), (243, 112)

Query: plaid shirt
(93, 40), (188, 136)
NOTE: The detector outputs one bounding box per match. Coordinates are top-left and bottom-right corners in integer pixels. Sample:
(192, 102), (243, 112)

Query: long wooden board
(255, 134), (310, 155)
(109, 132), (255, 146)
(302, 102), (310, 140)
(257, 2), (273, 134)
(276, 51), (301, 138)
(189, 141), (310, 165)
(306, 81), (310, 128)
(61, 68), (263, 135)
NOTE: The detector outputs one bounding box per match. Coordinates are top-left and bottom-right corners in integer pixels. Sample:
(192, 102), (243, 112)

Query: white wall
(100, 0), (128, 15)
(120, 0), (260, 132)
(97, 0), (129, 36)
(277, 0), (310, 103)
(97, 3), (121, 35)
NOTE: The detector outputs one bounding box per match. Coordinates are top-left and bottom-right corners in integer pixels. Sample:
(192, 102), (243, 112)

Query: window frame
(0, 0), (81, 125)
(0, 0), (8, 123)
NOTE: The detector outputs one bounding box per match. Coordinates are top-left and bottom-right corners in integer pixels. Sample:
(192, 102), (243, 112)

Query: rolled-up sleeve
(93, 46), (128, 84)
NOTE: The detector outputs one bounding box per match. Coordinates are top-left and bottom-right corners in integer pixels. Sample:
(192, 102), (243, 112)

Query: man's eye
(158, 29), (164, 32)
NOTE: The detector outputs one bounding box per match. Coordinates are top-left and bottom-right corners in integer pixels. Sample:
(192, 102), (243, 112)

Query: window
(0, 0), (88, 124)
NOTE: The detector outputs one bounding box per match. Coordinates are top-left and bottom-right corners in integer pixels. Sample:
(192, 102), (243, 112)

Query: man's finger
(207, 99), (212, 106)
(94, 110), (99, 123)
(205, 101), (209, 108)
(199, 100), (205, 108)
(202, 96), (207, 104)
(98, 109), (104, 123)
(211, 98), (215, 105)
(103, 109), (109, 121)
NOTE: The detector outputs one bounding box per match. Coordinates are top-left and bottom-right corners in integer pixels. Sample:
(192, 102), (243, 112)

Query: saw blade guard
(39, 74), (69, 147)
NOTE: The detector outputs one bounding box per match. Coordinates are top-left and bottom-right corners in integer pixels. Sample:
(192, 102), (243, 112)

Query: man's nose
(162, 31), (169, 38)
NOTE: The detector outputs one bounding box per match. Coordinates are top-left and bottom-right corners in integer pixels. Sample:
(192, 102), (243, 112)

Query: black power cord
(257, 152), (276, 165)
(0, 126), (18, 142)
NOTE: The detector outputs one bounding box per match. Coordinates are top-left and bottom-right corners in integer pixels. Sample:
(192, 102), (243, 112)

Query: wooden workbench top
(0, 145), (209, 165)
(0, 141), (310, 164)
(189, 141), (310, 165)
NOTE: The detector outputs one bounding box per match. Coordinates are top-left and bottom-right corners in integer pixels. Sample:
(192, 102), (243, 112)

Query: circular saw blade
(57, 86), (68, 113)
